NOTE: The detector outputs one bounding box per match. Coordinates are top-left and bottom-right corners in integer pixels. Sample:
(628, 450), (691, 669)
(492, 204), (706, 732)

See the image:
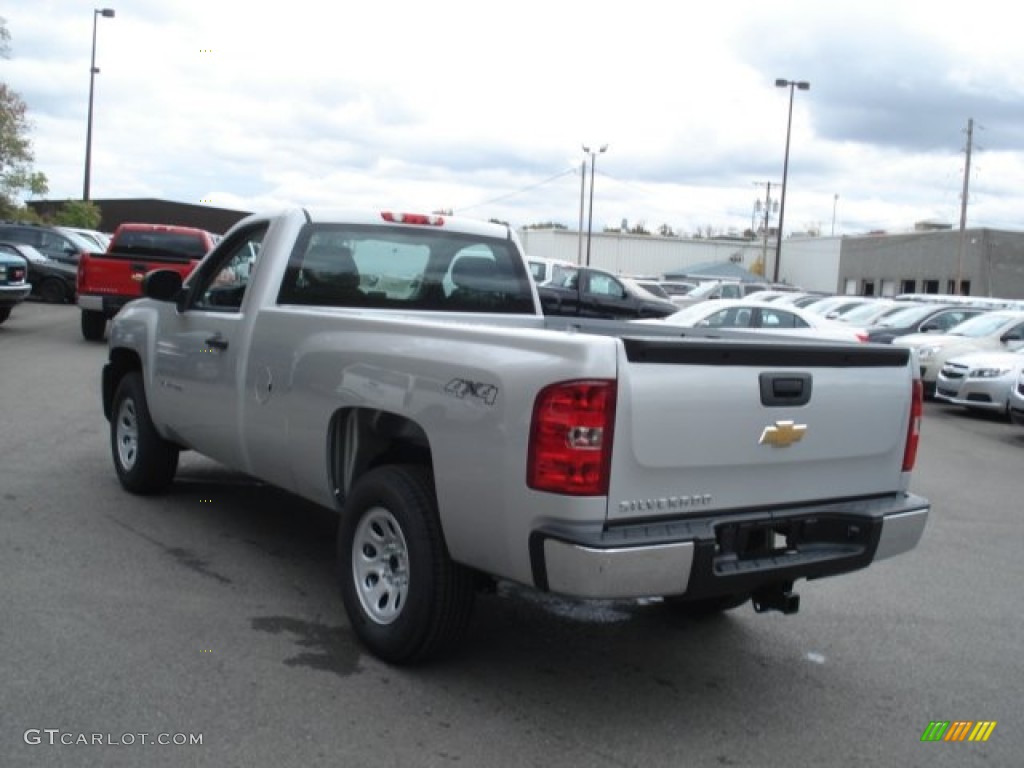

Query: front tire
(81, 309), (106, 341)
(110, 372), (179, 494)
(338, 465), (474, 664)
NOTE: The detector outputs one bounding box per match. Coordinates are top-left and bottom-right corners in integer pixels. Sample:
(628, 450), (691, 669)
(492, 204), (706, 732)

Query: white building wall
(517, 228), (769, 277)
(775, 236), (842, 292)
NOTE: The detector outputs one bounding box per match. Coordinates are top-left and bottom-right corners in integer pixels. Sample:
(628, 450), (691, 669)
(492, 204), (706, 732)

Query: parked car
(623, 277), (673, 302)
(669, 279), (773, 308)
(536, 265), (678, 319)
(526, 256), (576, 287)
(893, 310), (1024, 396)
(934, 348), (1024, 418)
(56, 226), (110, 252)
(0, 242), (77, 304)
(0, 221), (94, 265)
(864, 303), (990, 344)
(0, 248), (31, 325)
(658, 280), (699, 304)
(773, 291), (833, 308)
(1008, 369), (1024, 426)
(802, 295), (882, 320)
(744, 289), (799, 302)
(834, 298), (908, 327)
(634, 299), (866, 342)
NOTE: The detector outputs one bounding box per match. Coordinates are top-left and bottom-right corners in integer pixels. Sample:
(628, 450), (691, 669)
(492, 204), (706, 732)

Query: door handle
(205, 334), (229, 351)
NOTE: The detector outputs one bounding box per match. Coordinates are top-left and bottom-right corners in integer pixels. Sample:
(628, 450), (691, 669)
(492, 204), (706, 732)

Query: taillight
(380, 212), (445, 226)
(855, 332), (868, 343)
(902, 378), (922, 471)
(527, 380), (616, 496)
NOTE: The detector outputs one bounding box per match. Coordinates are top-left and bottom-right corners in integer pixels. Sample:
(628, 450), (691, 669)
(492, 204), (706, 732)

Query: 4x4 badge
(759, 420), (807, 447)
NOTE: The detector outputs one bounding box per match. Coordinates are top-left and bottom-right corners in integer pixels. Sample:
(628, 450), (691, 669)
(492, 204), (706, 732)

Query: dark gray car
(865, 303), (989, 343)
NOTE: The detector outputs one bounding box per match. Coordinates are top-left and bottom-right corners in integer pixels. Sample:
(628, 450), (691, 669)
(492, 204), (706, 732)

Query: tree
(53, 199), (103, 229)
(657, 223), (676, 238)
(1, 18), (49, 216)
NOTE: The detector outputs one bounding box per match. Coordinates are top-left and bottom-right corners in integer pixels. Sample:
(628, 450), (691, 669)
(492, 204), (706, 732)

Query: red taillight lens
(380, 212), (445, 226)
(902, 378), (923, 471)
(527, 380), (616, 496)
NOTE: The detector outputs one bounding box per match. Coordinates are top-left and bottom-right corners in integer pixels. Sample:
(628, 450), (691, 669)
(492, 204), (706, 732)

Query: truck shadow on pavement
(138, 457), (845, 721)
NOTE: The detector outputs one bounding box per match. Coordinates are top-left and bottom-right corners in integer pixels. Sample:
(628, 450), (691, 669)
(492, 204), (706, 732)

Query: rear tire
(338, 465), (475, 664)
(110, 372), (179, 494)
(39, 277), (68, 304)
(81, 309), (107, 341)
(0, 307), (10, 325)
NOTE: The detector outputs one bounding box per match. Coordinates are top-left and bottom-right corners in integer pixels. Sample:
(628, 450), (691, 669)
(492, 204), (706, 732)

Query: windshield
(875, 304), (936, 327)
(948, 312), (1018, 337)
(635, 281), (670, 299)
(840, 301), (894, 323)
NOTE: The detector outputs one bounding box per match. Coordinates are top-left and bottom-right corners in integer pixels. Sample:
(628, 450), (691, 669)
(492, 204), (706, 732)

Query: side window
(935, 311), (964, 331)
(700, 309), (731, 327)
(762, 309), (806, 328)
(586, 273), (626, 298)
(191, 226), (267, 311)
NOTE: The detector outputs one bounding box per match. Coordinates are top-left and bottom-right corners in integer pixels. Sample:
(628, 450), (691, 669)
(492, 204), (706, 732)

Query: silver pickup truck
(102, 208), (929, 664)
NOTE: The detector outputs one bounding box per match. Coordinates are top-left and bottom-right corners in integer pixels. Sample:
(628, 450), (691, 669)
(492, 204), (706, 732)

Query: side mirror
(142, 269), (183, 302)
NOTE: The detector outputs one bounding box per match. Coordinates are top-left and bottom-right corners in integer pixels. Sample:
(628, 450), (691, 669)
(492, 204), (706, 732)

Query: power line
(455, 167), (578, 214)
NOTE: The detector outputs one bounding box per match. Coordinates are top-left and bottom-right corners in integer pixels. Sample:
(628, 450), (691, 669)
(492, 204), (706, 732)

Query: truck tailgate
(607, 337), (913, 522)
(78, 253), (145, 298)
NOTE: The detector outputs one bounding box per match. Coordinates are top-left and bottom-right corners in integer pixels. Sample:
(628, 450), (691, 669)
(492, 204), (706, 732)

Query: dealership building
(518, 223), (1024, 299)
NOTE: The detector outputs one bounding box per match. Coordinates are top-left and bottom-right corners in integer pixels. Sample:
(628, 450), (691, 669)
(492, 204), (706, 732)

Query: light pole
(831, 193), (839, 236)
(583, 144), (608, 267)
(84, 8), (116, 202)
(773, 78), (809, 283)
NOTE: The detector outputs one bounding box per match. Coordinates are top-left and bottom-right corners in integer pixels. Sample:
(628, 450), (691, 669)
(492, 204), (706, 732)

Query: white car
(934, 348), (1024, 417)
(527, 256), (576, 287)
(634, 299), (866, 342)
(893, 310), (1024, 396)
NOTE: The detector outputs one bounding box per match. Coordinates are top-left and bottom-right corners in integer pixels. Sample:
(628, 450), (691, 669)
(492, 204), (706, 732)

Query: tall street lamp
(583, 144), (608, 266)
(84, 8), (116, 202)
(773, 78), (809, 283)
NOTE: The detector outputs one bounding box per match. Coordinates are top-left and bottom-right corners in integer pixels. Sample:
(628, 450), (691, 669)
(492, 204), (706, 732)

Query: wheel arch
(102, 348), (142, 421)
(328, 407), (434, 510)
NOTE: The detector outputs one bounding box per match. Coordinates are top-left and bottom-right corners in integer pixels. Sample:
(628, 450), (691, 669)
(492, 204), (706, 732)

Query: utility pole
(576, 158), (586, 265)
(754, 181), (779, 278)
(955, 118), (974, 295)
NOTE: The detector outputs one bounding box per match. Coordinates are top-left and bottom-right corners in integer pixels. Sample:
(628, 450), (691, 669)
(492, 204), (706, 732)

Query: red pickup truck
(77, 223), (219, 340)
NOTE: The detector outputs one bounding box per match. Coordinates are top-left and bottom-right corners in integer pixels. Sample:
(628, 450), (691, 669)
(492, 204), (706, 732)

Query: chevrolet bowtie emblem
(759, 420), (807, 447)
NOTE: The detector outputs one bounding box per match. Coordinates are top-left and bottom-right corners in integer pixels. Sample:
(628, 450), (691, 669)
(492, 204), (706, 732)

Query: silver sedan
(934, 348), (1024, 417)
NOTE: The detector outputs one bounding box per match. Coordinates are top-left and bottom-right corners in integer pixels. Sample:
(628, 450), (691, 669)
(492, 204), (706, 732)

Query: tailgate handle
(205, 333), (229, 351)
(760, 372), (812, 407)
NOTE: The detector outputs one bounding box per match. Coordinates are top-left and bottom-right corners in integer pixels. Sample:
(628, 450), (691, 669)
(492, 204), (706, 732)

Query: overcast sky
(5, 0), (1024, 237)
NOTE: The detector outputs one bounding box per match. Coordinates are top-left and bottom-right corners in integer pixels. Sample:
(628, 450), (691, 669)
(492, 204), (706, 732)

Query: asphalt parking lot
(1, 301), (1021, 768)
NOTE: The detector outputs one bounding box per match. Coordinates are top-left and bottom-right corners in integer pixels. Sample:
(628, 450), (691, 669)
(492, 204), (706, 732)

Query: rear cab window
(277, 223), (535, 314)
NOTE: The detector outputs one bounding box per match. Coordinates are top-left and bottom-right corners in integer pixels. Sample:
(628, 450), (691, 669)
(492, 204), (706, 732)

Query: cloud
(5, 0), (1024, 235)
